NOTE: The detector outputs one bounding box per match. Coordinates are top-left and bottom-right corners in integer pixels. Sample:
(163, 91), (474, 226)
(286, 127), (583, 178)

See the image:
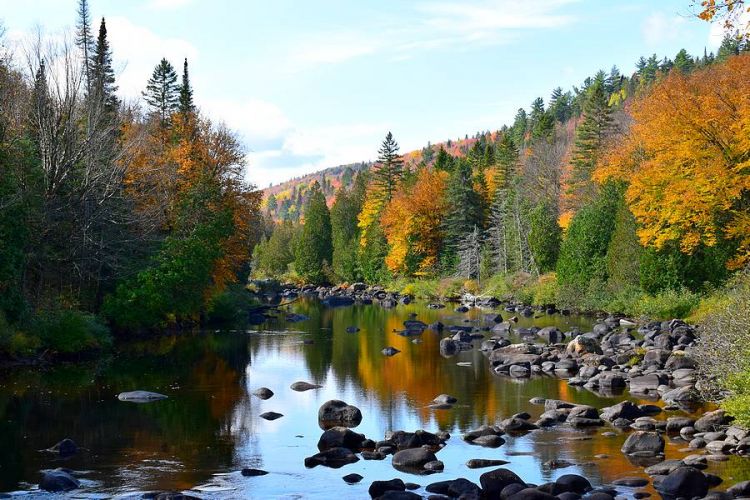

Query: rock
(466, 458), (510, 469)
(567, 336), (602, 356)
(601, 401), (645, 422)
(343, 473), (364, 484)
(555, 474), (592, 494)
(318, 400), (363, 428)
(259, 411), (283, 421)
(392, 447), (438, 471)
(39, 469), (80, 492)
(304, 447), (359, 468)
(630, 374), (666, 393)
(500, 417), (538, 433)
(317, 427), (366, 452)
(322, 296), (355, 307)
(665, 417), (695, 433)
(621, 431), (665, 456)
(377, 491), (421, 499)
(485, 313), (503, 323)
(507, 488), (557, 500)
(47, 438), (77, 458)
(424, 460), (444, 471)
(346, 326), (360, 333)
(727, 480), (750, 497)
(538, 327), (565, 343)
(439, 338), (458, 356)
(706, 440), (732, 454)
(117, 390), (168, 403)
(252, 387), (274, 399)
(382, 346), (401, 356)
(612, 478), (649, 487)
(694, 409), (731, 432)
(656, 466), (709, 499)
(290, 381), (322, 391)
(662, 385), (701, 404)
(241, 468), (268, 476)
(479, 468), (525, 497)
(388, 429), (445, 450)
(369, 478), (406, 498)
(432, 394), (457, 405)
(471, 435), (506, 447)
(644, 460), (685, 476)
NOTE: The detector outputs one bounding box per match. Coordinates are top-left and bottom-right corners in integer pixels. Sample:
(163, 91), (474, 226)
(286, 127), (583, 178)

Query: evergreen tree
(717, 34), (741, 61)
(179, 58), (195, 114)
(76, 0), (93, 91)
(266, 193), (277, 213)
(91, 18), (119, 115)
(330, 184), (364, 281)
(549, 87), (572, 123)
(567, 74), (614, 210)
(294, 181), (332, 283)
(528, 201), (561, 273)
(372, 131), (404, 203)
(143, 58), (179, 124)
(434, 146), (453, 172)
(511, 108), (527, 149)
(442, 159), (483, 268)
(673, 48), (694, 73)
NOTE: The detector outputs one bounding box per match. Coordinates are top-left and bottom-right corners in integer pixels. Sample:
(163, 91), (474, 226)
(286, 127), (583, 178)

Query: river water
(1, 299), (749, 498)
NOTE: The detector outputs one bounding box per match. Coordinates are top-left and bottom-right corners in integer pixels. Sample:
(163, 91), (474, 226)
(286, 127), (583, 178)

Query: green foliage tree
(673, 48), (695, 73)
(294, 181), (332, 283)
(143, 58), (179, 123)
(442, 158), (483, 268)
(179, 58), (195, 114)
(90, 18), (119, 115)
(528, 201), (561, 273)
(330, 180), (365, 282)
(251, 221), (297, 277)
(372, 131), (404, 203)
(605, 197), (642, 290)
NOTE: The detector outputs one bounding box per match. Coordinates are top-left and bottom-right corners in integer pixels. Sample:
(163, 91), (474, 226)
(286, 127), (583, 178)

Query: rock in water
(318, 400), (363, 428)
(40, 469), (80, 492)
(382, 346), (401, 356)
(241, 468), (268, 476)
(343, 473), (363, 484)
(392, 447), (438, 472)
(117, 390), (168, 403)
(259, 411), (284, 421)
(252, 387), (274, 400)
(621, 431), (665, 455)
(466, 459), (510, 469)
(47, 438), (78, 458)
(290, 381), (322, 392)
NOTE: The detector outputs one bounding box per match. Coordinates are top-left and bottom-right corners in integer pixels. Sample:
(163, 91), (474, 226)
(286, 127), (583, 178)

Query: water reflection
(1, 299), (749, 498)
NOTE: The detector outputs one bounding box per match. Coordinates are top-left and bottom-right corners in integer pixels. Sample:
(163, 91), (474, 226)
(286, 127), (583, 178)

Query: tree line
(254, 38), (750, 315)
(0, 0), (262, 357)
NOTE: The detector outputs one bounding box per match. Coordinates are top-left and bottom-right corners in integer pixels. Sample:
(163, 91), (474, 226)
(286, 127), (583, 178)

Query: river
(1, 299), (748, 498)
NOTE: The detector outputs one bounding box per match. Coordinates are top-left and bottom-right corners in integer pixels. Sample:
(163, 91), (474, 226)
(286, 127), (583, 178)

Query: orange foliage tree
(595, 54), (750, 268)
(380, 168), (449, 274)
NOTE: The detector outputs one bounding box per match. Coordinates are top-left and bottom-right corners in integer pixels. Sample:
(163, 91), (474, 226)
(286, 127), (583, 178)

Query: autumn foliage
(596, 54), (750, 268)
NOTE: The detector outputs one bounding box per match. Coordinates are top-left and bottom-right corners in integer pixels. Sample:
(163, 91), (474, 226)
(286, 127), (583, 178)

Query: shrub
(30, 309), (111, 354)
(207, 285), (255, 324)
(530, 273), (559, 305)
(694, 272), (750, 421)
(481, 274), (510, 300)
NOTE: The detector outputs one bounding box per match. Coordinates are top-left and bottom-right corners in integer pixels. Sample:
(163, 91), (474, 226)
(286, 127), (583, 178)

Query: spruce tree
(91, 18), (119, 115)
(434, 146), (453, 172)
(76, 0), (93, 91)
(567, 75), (614, 210)
(294, 181), (332, 283)
(179, 58), (195, 114)
(372, 131), (403, 203)
(143, 58), (179, 124)
(443, 158), (483, 267)
(673, 48), (695, 73)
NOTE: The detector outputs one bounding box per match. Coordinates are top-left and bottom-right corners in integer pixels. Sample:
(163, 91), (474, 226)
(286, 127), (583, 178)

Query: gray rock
(317, 426), (366, 452)
(466, 458), (510, 469)
(479, 468), (525, 497)
(252, 387), (274, 399)
(392, 447), (438, 471)
(117, 390), (167, 403)
(40, 469), (80, 492)
(304, 447), (359, 468)
(621, 431), (665, 455)
(290, 381), (322, 391)
(318, 400), (362, 428)
(259, 411), (283, 421)
(655, 466), (708, 499)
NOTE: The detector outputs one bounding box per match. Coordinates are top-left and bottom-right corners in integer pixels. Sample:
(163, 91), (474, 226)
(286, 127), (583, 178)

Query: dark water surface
(2, 299), (750, 498)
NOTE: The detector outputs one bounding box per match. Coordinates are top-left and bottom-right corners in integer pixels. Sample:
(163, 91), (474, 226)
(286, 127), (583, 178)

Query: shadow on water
(1, 298), (749, 497)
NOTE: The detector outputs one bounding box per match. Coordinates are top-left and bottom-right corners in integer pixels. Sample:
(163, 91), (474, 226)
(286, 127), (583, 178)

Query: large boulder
(317, 427), (366, 452)
(40, 469), (80, 492)
(537, 327), (565, 343)
(555, 474), (592, 494)
(629, 374), (667, 393)
(621, 431), (665, 456)
(479, 468), (525, 497)
(601, 401), (645, 422)
(369, 478), (406, 498)
(656, 466), (709, 499)
(318, 400), (362, 428)
(694, 409), (732, 432)
(304, 447), (359, 468)
(392, 447), (438, 471)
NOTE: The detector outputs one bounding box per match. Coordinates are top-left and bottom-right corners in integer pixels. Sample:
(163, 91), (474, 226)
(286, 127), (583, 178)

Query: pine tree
(91, 18), (119, 115)
(511, 108), (527, 149)
(143, 58), (179, 124)
(673, 48), (695, 73)
(567, 75), (614, 210)
(528, 201), (561, 273)
(294, 181), (332, 283)
(372, 131), (404, 203)
(179, 58), (195, 114)
(456, 225), (482, 281)
(434, 146), (453, 172)
(76, 0), (93, 91)
(443, 159), (483, 267)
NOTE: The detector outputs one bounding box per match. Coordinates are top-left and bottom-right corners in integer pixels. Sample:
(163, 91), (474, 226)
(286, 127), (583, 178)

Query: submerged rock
(40, 469), (80, 492)
(241, 468), (268, 476)
(466, 458), (510, 469)
(304, 447), (359, 468)
(290, 381), (322, 392)
(117, 390), (168, 403)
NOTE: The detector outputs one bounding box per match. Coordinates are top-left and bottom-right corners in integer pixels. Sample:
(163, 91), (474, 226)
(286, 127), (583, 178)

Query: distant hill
(261, 132), (498, 221)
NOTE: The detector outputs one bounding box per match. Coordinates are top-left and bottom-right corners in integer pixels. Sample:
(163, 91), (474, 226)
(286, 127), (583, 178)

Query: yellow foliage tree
(595, 54), (750, 268)
(380, 169), (449, 274)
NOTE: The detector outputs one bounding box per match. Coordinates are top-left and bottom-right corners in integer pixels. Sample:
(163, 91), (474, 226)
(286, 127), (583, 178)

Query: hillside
(261, 132), (497, 221)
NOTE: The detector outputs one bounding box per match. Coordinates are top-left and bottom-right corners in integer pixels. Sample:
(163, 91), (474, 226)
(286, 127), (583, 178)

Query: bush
(481, 274), (510, 300)
(631, 288), (700, 319)
(694, 272), (750, 421)
(207, 285), (255, 324)
(30, 309), (111, 354)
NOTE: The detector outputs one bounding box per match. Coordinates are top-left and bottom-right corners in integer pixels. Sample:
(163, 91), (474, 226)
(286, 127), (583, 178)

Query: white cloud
(641, 12), (688, 46)
(201, 98), (292, 150)
(285, 0), (578, 71)
(106, 16), (198, 99)
(707, 7), (750, 49)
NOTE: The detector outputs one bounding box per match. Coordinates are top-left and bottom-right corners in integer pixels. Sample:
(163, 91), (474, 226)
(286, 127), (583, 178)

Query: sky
(0, 0), (732, 188)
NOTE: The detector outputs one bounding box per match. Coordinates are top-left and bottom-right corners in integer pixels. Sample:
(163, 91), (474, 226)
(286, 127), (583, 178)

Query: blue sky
(0, 0), (728, 187)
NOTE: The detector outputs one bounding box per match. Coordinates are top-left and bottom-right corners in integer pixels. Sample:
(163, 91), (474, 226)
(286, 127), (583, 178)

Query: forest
(254, 38), (750, 320)
(0, 2), (263, 359)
